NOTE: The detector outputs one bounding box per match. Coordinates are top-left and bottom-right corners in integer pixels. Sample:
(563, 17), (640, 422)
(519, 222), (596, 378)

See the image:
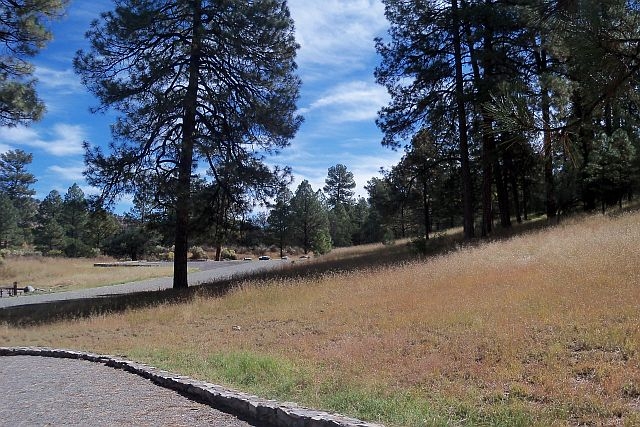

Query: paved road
(0, 259), (294, 309)
(0, 355), (259, 426)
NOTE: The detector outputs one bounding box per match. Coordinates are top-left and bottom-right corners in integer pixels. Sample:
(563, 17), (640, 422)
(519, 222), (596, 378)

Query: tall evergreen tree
(0, 0), (67, 126)
(34, 189), (65, 253)
(323, 163), (356, 246)
(0, 193), (18, 248)
(328, 203), (352, 247)
(323, 164), (356, 208)
(61, 183), (89, 257)
(0, 149), (36, 204)
(87, 204), (121, 252)
(350, 197), (371, 245)
(75, 0), (302, 288)
(0, 149), (37, 243)
(290, 180), (330, 254)
(365, 176), (395, 243)
(376, 0), (475, 238)
(267, 186), (293, 258)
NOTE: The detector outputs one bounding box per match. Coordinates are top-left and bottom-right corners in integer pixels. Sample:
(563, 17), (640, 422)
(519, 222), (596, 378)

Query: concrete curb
(0, 347), (383, 427)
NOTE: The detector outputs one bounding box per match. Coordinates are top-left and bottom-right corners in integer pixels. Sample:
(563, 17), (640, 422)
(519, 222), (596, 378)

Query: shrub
(411, 233), (451, 255)
(46, 249), (64, 257)
(382, 228), (395, 246)
(146, 245), (168, 261)
(221, 248), (237, 260)
(189, 246), (208, 260)
(312, 229), (333, 255)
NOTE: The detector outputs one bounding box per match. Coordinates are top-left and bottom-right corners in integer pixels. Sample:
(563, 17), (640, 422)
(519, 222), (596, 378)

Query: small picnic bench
(0, 282), (29, 297)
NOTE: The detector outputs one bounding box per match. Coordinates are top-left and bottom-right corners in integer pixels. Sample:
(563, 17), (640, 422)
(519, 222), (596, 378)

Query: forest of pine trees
(1, 1), (640, 262)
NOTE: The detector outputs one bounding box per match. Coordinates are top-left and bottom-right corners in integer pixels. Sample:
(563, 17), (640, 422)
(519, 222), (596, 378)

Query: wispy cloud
(35, 66), (84, 94)
(300, 80), (389, 123)
(289, 0), (387, 75)
(0, 143), (12, 154)
(0, 124), (86, 156)
(281, 139), (402, 200)
(48, 164), (85, 181)
(288, 154), (401, 200)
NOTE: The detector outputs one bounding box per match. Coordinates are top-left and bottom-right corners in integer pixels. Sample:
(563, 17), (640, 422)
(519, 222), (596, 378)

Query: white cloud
(35, 66), (84, 94)
(300, 80), (389, 123)
(0, 143), (12, 154)
(280, 142), (402, 200)
(289, 0), (387, 74)
(0, 123), (86, 156)
(48, 164), (85, 181)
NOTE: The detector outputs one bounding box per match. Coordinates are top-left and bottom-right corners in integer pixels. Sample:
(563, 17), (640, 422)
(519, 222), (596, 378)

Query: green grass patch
(124, 347), (541, 427)
(127, 348), (310, 400)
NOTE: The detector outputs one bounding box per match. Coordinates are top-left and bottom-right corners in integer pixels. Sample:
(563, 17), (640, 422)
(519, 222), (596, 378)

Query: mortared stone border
(0, 347), (383, 427)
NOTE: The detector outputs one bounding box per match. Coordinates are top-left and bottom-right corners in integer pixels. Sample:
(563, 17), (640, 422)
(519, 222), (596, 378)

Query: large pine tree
(75, 0), (302, 288)
(376, 0), (475, 238)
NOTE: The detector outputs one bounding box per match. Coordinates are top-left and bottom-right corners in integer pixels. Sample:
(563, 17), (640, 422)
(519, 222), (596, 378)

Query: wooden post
(13, 282), (18, 296)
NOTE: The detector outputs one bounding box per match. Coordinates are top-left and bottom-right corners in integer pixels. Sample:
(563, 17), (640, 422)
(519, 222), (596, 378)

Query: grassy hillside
(2, 212), (639, 426)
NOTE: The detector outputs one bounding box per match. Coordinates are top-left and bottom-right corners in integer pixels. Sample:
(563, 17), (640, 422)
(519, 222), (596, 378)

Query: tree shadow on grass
(0, 211), (594, 327)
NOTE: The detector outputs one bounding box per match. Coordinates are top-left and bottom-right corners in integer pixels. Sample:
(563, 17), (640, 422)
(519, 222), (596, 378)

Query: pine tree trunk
(504, 147), (522, 224)
(494, 143), (511, 229)
(539, 49), (556, 220)
(522, 173), (529, 221)
(173, 2), (202, 289)
(481, 124), (494, 237)
(452, 0), (474, 239)
(422, 180), (430, 240)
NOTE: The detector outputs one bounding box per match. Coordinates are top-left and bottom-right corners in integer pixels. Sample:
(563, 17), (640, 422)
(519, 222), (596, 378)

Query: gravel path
(0, 259), (294, 309)
(0, 356), (259, 426)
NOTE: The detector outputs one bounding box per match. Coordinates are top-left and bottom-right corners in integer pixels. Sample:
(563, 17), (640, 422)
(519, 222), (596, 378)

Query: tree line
(2, 1), (640, 288)
(0, 150), (386, 259)
(375, 0), (640, 239)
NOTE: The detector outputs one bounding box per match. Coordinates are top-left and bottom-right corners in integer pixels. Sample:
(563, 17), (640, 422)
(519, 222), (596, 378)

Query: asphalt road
(0, 355), (259, 426)
(0, 259), (293, 309)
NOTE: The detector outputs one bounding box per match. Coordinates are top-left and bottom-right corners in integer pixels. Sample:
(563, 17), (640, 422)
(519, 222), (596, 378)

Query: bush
(46, 249), (64, 257)
(189, 246), (208, 260)
(147, 245), (167, 260)
(312, 229), (333, 255)
(411, 233), (450, 255)
(221, 248), (237, 260)
(382, 228), (395, 246)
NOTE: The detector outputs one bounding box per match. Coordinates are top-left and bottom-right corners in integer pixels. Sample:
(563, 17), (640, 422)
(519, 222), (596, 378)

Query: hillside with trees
(1, 0), (640, 273)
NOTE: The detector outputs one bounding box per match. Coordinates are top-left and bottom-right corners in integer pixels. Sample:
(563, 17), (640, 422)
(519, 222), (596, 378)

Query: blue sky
(0, 0), (401, 212)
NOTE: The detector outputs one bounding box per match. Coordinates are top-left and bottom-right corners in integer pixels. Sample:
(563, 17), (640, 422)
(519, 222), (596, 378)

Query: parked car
(258, 255), (270, 260)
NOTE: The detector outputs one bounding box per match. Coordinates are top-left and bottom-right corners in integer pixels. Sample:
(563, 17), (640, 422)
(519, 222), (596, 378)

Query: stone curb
(0, 347), (383, 427)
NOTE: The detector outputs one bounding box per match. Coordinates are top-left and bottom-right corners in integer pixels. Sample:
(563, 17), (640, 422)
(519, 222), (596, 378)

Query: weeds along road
(0, 259), (293, 309)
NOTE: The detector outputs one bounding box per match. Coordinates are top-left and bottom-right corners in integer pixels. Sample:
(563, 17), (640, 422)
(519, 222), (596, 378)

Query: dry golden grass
(2, 212), (640, 425)
(0, 257), (174, 292)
